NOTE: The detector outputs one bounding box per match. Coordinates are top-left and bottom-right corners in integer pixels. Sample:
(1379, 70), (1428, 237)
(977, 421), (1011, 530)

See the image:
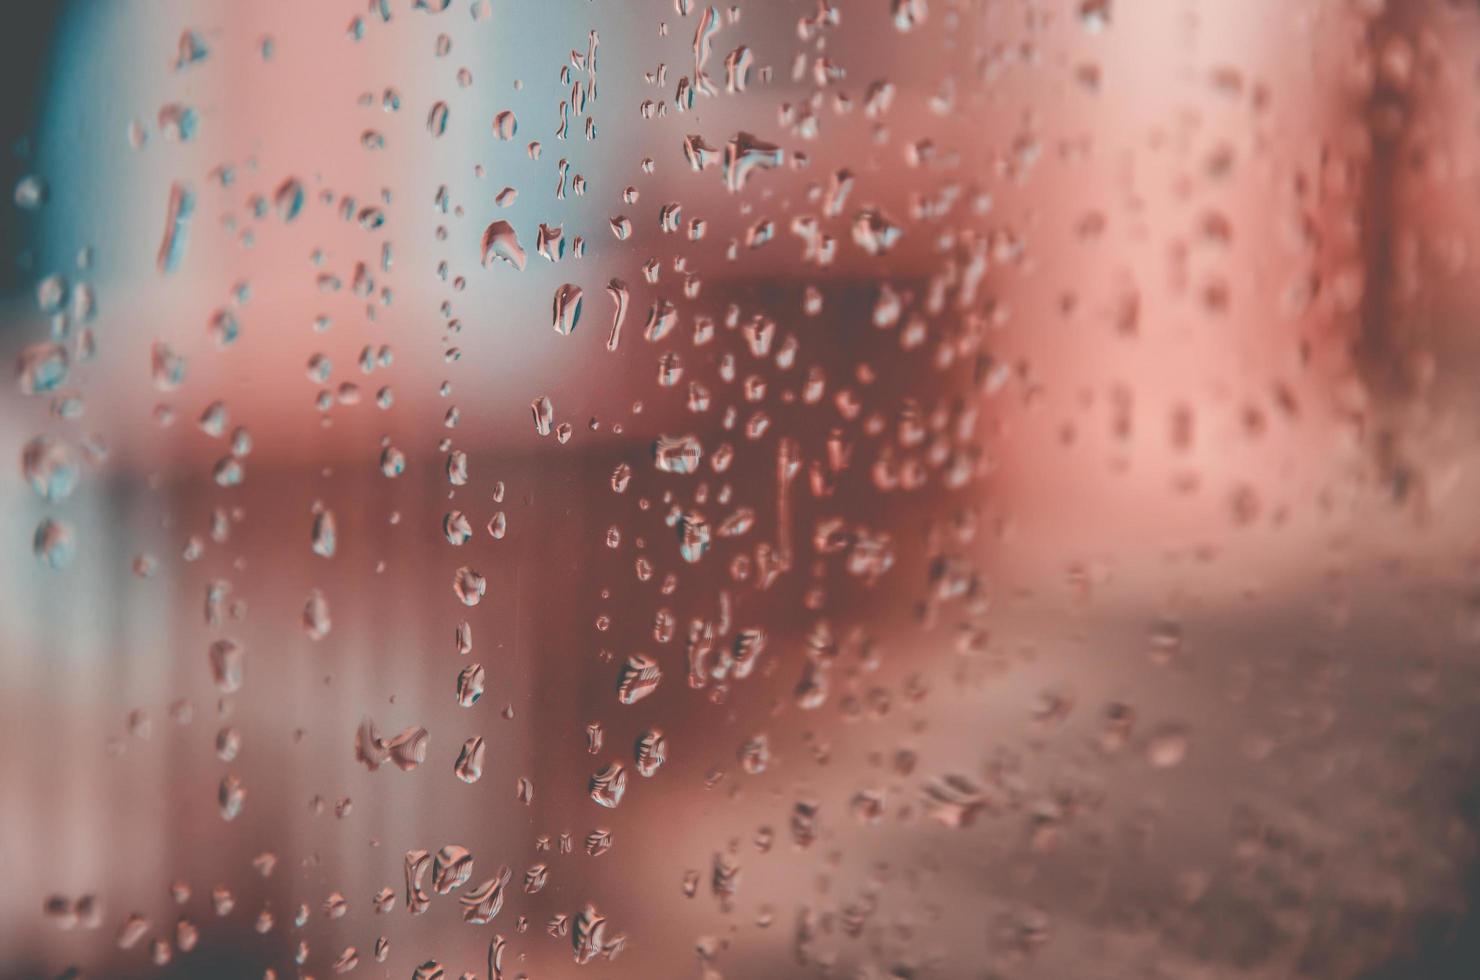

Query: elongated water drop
(552, 284), (583, 335)
(157, 182), (195, 273)
(311, 510), (337, 558)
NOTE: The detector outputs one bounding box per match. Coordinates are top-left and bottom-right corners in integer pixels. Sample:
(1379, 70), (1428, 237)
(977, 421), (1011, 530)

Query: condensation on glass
(4, 0), (1480, 978)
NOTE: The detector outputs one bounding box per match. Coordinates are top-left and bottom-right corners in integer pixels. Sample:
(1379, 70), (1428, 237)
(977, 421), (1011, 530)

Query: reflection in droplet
(274, 177), (305, 221)
(444, 510), (473, 545)
(21, 436), (79, 502)
(427, 100), (450, 136)
(208, 639), (245, 693)
(218, 773), (245, 821)
(16, 342), (69, 395)
(635, 729), (667, 777)
(454, 566), (487, 606)
(432, 845), (473, 894)
(455, 736), (486, 783)
(13, 174), (46, 210)
(616, 654), (661, 704)
(654, 434), (703, 474)
(589, 762), (628, 808)
(460, 865), (512, 924)
(481, 220), (527, 271)
(572, 904), (607, 965)
(552, 283), (584, 335)
(311, 510), (337, 558)
(302, 590), (331, 640)
(457, 663), (486, 706)
(388, 726), (429, 771)
(156, 182), (195, 273)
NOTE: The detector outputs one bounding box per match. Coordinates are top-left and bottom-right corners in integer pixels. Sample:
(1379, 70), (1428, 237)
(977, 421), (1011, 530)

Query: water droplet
(921, 774), (986, 827)
(493, 109), (518, 140)
(388, 726), (428, 770)
(480, 220), (526, 270)
(446, 449), (469, 486)
(678, 512), (711, 562)
(537, 223), (566, 261)
(157, 182), (195, 273)
(21, 436), (79, 501)
(1146, 724), (1190, 768)
(683, 133), (719, 170)
(172, 28), (208, 69)
(444, 510), (473, 545)
(617, 654), (662, 704)
(572, 904), (608, 964)
(218, 773), (246, 820)
(454, 566), (487, 605)
(14, 174), (46, 210)
(427, 100), (450, 136)
(208, 309), (241, 348)
(216, 727), (240, 761)
(852, 208), (903, 255)
(311, 510), (338, 558)
(157, 103), (199, 142)
(209, 639), (245, 693)
(654, 434), (703, 474)
(16, 342), (69, 395)
(457, 663), (485, 706)
(460, 865), (512, 924)
(738, 734), (770, 774)
(723, 132), (783, 192)
(31, 518), (75, 570)
(635, 729), (667, 776)
(590, 762), (628, 807)
(531, 395), (554, 436)
(791, 801), (820, 848)
(331, 948), (359, 973)
(274, 177), (305, 221)
(486, 511), (507, 539)
(552, 283), (583, 335)
(303, 590), (331, 640)
(432, 845), (473, 894)
(455, 736), (485, 783)
(892, 0), (928, 31)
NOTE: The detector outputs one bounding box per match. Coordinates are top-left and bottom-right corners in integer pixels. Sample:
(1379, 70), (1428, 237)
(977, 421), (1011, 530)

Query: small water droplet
(312, 510), (338, 558)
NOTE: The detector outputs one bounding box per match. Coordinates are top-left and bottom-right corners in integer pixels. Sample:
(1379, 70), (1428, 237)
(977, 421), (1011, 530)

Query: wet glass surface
(5, 1), (1480, 978)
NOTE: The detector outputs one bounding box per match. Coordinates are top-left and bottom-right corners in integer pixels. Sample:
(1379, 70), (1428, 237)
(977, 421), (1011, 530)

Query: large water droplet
(654, 434), (703, 474)
(480, 220), (526, 271)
